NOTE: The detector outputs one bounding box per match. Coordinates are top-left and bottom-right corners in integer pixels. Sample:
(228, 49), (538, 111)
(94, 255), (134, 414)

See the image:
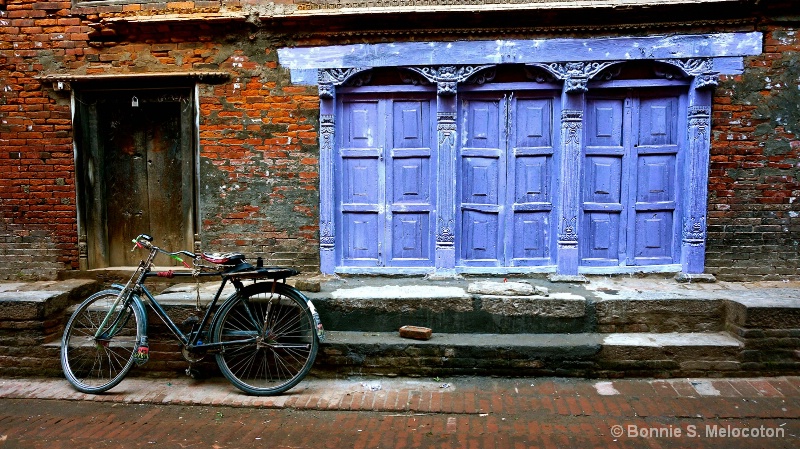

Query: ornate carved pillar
(316, 70), (352, 274)
(681, 64), (718, 276)
(318, 111), (335, 274)
(435, 107), (457, 272)
(556, 103), (584, 277)
(652, 58), (719, 276)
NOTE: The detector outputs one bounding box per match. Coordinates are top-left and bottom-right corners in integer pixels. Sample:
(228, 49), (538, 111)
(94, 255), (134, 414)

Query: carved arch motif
(656, 58), (719, 89)
(526, 61), (623, 93)
(318, 59), (719, 98)
(404, 65), (496, 96)
(317, 67), (372, 98)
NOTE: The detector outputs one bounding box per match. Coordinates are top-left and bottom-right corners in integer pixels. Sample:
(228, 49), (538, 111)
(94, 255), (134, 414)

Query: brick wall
(0, 0), (321, 278)
(194, 43), (320, 272)
(0, 0), (798, 280)
(707, 25), (800, 281)
(0, 0), (80, 279)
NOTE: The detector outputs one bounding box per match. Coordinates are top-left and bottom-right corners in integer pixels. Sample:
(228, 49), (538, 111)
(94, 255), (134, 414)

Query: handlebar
(131, 234), (195, 268)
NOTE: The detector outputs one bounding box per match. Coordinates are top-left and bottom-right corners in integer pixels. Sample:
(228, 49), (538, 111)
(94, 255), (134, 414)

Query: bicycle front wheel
(60, 290), (143, 394)
(212, 282), (319, 396)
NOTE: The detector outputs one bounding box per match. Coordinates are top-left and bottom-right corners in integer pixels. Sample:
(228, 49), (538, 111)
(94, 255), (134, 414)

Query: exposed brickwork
(0, 0), (81, 279)
(197, 66), (320, 271)
(708, 25), (800, 281)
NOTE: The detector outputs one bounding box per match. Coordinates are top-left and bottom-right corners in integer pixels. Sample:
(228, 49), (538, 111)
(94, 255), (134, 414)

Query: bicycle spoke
(61, 290), (142, 394)
(213, 283), (318, 395)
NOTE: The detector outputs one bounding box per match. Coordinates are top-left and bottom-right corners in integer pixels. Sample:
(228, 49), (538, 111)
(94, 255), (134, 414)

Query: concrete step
(315, 331), (745, 378)
(314, 291), (592, 334)
(310, 287), (727, 334)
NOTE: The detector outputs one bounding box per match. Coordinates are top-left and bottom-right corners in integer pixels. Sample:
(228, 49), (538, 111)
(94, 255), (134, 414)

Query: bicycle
(60, 234), (324, 396)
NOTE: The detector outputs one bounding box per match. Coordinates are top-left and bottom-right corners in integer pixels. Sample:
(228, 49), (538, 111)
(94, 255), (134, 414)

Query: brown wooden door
(78, 89), (195, 268)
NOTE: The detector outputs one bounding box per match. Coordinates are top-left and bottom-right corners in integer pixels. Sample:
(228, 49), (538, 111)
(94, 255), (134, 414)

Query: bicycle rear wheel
(60, 290), (143, 393)
(212, 282), (319, 395)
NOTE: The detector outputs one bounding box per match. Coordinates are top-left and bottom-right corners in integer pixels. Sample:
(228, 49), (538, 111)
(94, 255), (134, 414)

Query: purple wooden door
(459, 92), (558, 267)
(509, 96), (557, 266)
(388, 100), (435, 266)
(581, 96), (626, 266)
(629, 93), (681, 265)
(339, 99), (381, 266)
(581, 90), (683, 267)
(460, 96), (503, 266)
(336, 95), (436, 268)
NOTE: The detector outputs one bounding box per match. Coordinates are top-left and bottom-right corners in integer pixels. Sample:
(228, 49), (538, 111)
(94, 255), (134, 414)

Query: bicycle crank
(180, 345), (206, 363)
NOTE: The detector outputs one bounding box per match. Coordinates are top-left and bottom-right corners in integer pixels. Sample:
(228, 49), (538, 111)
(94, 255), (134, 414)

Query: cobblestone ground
(0, 376), (798, 448)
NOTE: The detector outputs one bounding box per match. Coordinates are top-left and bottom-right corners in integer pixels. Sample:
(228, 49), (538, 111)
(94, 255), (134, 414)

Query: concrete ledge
(725, 294), (800, 330)
(315, 294), (591, 333)
(330, 285), (471, 301)
(602, 332), (741, 348)
(0, 280), (99, 321)
(316, 331), (751, 378)
(480, 294), (586, 318)
(318, 331), (602, 376)
(674, 273), (717, 283)
(548, 274), (589, 283)
(323, 330), (603, 348)
(594, 298), (725, 333)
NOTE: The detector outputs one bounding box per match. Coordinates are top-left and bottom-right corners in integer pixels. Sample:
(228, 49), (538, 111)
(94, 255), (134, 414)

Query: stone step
(315, 331), (745, 378)
(303, 278), (756, 334)
(314, 292), (593, 334)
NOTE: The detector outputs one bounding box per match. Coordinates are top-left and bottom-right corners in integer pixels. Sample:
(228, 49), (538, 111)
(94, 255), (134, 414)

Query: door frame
(73, 83), (198, 269)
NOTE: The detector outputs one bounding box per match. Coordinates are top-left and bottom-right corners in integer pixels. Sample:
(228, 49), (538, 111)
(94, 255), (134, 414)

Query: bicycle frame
(92, 242), (161, 342)
(99, 237), (281, 355)
(118, 273), (247, 352)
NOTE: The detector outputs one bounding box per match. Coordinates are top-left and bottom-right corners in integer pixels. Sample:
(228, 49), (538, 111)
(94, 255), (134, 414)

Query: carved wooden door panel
(509, 96), (558, 266)
(387, 99), (436, 266)
(459, 96), (504, 266)
(581, 89), (683, 267)
(581, 96), (626, 266)
(629, 93), (682, 266)
(338, 98), (382, 266)
(78, 90), (195, 268)
(458, 92), (558, 267)
(336, 94), (436, 268)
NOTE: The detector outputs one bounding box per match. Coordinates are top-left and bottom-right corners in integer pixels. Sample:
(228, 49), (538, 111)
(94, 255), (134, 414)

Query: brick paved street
(1, 375), (798, 448)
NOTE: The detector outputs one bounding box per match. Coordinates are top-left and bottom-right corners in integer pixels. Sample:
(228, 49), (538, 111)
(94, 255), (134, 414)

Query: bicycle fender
(108, 284), (149, 345)
(216, 282), (325, 343)
(289, 289), (326, 343)
(305, 298), (326, 343)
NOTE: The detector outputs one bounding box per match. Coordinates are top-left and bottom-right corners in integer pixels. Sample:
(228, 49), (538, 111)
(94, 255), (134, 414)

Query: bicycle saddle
(200, 252), (247, 266)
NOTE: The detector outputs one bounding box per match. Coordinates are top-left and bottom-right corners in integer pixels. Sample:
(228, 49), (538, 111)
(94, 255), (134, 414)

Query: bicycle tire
(211, 282), (319, 395)
(61, 289), (143, 394)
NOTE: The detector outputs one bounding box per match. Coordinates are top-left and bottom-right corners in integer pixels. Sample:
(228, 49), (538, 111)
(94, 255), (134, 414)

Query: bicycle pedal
(185, 367), (203, 379)
(134, 337), (150, 366)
